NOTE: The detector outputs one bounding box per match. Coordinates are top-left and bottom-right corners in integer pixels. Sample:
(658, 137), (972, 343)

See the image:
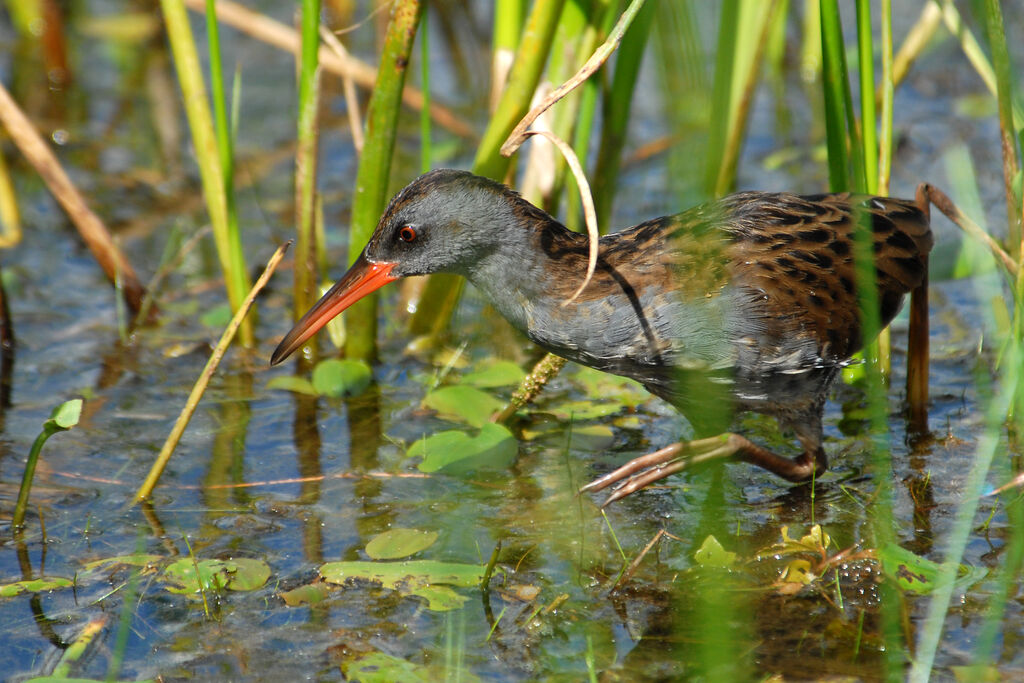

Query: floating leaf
(546, 400), (622, 421)
(164, 558), (231, 595)
(422, 385), (504, 427)
(83, 554), (163, 572)
(0, 576), (74, 597)
(461, 360), (524, 388)
(525, 423), (616, 451)
(571, 366), (649, 407)
(163, 558), (270, 595)
(408, 584), (469, 611)
(320, 560), (484, 589)
(365, 528), (439, 560)
(223, 558), (271, 591)
(758, 525), (832, 560)
(693, 535), (737, 568)
(408, 423), (517, 474)
(878, 543), (986, 595)
(266, 375), (318, 396)
(320, 559), (485, 612)
(312, 359), (371, 398)
(341, 651), (483, 683)
(280, 582), (332, 607)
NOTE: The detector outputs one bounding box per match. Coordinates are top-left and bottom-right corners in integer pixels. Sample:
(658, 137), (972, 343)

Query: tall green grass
(160, 0), (252, 345)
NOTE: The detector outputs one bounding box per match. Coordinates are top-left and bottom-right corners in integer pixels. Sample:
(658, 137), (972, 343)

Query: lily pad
(280, 582), (332, 607)
(312, 358), (372, 398)
(320, 559), (485, 612)
(408, 423), (517, 474)
(522, 422), (616, 450)
(571, 366), (649, 407)
(365, 528), (439, 560)
(0, 576), (74, 597)
(163, 557), (270, 595)
(461, 360), (524, 388)
(422, 385), (504, 427)
(878, 543), (987, 595)
(693, 535), (737, 568)
(546, 400), (623, 421)
(266, 375), (318, 396)
(321, 559), (484, 588)
(342, 651), (481, 683)
(83, 554), (163, 572)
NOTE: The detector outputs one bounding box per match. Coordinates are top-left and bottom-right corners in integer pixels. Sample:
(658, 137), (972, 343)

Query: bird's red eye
(399, 225), (417, 242)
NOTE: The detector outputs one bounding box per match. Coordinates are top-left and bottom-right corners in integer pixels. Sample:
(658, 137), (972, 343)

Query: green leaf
(164, 558), (231, 595)
(547, 400), (622, 421)
(571, 366), (650, 407)
(320, 560), (485, 589)
(83, 554), (163, 571)
(522, 419), (616, 450)
(878, 543), (987, 595)
(222, 557), (271, 591)
(311, 358), (372, 398)
(408, 584), (468, 611)
(460, 360), (524, 387)
(422, 385), (504, 426)
(0, 576), (74, 597)
(266, 375), (318, 396)
(341, 652), (436, 683)
(365, 528), (439, 560)
(408, 423), (517, 474)
(693, 535), (737, 568)
(49, 399), (82, 430)
(280, 582), (332, 607)
(320, 559), (485, 612)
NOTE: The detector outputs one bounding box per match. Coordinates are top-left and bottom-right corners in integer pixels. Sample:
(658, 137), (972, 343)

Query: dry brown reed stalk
(0, 81), (148, 315)
(183, 0), (474, 139)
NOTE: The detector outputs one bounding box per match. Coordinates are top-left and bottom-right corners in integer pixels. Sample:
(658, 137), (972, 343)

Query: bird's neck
(461, 214), (591, 337)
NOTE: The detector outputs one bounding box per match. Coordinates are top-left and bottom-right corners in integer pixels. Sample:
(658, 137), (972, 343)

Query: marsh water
(1, 2), (1022, 681)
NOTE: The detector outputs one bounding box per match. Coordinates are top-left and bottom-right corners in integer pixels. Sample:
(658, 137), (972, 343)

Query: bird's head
(271, 169), (525, 365)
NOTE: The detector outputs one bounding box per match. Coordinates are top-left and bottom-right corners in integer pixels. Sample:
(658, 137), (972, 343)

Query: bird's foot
(579, 433), (826, 506)
(579, 434), (744, 506)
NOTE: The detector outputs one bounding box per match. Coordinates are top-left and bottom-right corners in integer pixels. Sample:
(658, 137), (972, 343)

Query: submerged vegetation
(0, 0), (1022, 680)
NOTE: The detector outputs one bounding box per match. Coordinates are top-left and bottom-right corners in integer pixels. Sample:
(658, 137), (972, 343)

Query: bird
(272, 169), (932, 505)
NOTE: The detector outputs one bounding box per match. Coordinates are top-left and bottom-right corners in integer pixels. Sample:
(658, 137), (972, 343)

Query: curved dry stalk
(0, 81), (147, 314)
(519, 130), (599, 306)
(500, 0), (646, 157)
(319, 24), (364, 153)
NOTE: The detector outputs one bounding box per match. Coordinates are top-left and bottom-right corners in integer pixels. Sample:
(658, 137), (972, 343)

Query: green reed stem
(983, 0), (1022, 259)
(592, 0), (655, 228)
(12, 399), (81, 532)
(293, 0), (321, 341)
(855, 0), (877, 194)
(473, 0), (566, 181)
(420, 7), (431, 174)
(345, 0), (425, 361)
(160, 0), (252, 345)
(909, 358), (1017, 683)
(410, 0), (564, 336)
(877, 0), (893, 194)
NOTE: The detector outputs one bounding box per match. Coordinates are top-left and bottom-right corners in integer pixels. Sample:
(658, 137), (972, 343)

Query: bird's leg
(907, 184), (932, 431)
(580, 431), (827, 507)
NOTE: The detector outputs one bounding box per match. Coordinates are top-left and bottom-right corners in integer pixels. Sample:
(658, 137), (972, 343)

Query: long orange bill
(271, 254), (397, 365)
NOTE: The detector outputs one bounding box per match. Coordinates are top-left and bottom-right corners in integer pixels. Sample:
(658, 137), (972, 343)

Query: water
(0, 2), (1022, 680)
